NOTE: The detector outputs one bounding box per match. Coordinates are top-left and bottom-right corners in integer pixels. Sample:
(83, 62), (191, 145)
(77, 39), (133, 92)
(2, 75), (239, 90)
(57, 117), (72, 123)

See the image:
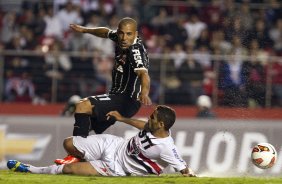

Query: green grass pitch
(1, 170), (282, 184)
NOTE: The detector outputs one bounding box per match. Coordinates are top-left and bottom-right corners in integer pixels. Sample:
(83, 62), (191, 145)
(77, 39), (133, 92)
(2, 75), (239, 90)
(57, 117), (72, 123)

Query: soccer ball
(251, 143), (277, 169)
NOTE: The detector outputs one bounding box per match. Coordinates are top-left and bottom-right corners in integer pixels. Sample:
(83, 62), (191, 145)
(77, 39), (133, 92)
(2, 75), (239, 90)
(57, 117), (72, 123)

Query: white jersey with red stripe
(115, 129), (187, 176)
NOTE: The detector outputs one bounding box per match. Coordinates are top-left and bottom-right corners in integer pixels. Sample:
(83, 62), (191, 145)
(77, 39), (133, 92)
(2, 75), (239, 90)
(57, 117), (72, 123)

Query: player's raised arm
(106, 111), (147, 130)
(69, 24), (110, 38)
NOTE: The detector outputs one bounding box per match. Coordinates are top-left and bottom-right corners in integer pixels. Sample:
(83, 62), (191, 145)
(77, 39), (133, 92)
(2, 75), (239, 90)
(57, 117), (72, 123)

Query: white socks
(28, 164), (64, 174)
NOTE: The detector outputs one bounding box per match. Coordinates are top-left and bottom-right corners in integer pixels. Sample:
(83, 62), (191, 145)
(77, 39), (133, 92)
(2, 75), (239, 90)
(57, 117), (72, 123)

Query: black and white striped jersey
(108, 30), (149, 100)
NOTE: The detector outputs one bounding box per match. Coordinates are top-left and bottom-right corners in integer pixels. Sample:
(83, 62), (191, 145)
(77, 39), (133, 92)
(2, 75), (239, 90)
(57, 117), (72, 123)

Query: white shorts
(72, 134), (127, 176)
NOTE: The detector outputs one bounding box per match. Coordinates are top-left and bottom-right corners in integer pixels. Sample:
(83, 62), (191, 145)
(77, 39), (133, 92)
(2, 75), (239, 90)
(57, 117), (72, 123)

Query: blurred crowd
(0, 0), (282, 107)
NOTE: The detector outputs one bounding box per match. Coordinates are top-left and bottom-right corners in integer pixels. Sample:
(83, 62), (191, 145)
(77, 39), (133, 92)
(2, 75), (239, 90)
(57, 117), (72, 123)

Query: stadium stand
(0, 0), (281, 108)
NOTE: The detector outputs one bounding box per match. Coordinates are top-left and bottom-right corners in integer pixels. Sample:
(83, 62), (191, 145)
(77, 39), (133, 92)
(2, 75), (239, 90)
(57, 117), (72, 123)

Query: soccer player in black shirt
(55, 17), (152, 164)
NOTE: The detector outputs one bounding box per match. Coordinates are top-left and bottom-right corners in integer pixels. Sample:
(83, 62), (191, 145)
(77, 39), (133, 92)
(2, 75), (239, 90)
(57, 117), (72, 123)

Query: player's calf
(73, 113), (91, 137)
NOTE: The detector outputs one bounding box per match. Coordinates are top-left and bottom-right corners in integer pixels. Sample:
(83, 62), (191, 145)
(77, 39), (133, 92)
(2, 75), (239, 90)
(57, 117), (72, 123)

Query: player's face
(148, 110), (161, 132)
(117, 23), (137, 49)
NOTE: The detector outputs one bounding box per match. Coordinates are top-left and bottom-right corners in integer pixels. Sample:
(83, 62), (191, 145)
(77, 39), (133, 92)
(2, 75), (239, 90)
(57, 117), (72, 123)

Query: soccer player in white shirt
(7, 105), (196, 177)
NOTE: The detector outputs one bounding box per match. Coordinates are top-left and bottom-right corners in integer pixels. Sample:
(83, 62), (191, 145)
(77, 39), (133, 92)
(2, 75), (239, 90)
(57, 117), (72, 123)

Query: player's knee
(63, 137), (74, 153)
(63, 137), (84, 158)
(75, 99), (93, 114)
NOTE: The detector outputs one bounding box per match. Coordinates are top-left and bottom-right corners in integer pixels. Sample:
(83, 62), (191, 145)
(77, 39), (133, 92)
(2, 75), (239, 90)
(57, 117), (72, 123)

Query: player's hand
(106, 111), (123, 121)
(181, 167), (197, 177)
(69, 24), (85, 33)
(138, 94), (152, 105)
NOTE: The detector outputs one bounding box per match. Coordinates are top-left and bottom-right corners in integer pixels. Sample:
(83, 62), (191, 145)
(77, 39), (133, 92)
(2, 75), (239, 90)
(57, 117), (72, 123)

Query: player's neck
(151, 130), (169, 138)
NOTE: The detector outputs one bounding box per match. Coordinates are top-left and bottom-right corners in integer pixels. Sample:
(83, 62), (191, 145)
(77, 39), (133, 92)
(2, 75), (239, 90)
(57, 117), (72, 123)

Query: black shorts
(88, 94), (141, 134)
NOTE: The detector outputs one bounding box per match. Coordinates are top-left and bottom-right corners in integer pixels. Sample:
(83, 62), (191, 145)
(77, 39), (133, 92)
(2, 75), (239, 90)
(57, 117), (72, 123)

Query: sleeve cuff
(107, 30), (112, 38)
(134, 68), (148, 72)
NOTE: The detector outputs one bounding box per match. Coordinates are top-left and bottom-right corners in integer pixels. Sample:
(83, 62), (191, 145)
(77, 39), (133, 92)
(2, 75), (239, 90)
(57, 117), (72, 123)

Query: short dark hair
(118, 17), (137, 30)
(156, 105), (176, 130)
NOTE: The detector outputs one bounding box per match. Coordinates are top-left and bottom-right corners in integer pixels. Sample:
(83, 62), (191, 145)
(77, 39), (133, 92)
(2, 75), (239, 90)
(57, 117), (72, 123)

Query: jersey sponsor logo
(172, 148), (185, 163)
(132, 49), (143, 67)
(117, 65), (123, 73)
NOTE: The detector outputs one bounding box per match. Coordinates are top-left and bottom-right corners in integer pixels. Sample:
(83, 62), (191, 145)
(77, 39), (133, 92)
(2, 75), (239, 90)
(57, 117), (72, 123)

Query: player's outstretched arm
(180, 167), (197, 177)
(69, 24), (111, 38)
(136, 70), (152, 105)
(106, 111), (147, 130)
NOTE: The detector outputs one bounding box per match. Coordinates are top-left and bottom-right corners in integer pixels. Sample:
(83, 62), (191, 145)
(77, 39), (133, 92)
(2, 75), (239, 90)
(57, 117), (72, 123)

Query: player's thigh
(88, 94), (140, 133)
(73, 135), (105, 160)
(88, 94), (140, 118)
(88, 94), (124, 133)
(63, 162), (101, 176)
(88, 94), (124, 118)
(73, 134), (122, 161)
(121, 97), (141, 117)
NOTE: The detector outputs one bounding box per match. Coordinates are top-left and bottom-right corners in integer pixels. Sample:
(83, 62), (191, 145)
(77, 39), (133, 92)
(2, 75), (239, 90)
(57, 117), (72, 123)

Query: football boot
(7, 160), (30, 172)
(54, 155), (80, 165)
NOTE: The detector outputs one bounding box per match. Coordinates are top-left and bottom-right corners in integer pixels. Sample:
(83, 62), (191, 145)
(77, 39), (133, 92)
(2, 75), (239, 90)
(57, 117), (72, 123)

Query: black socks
(73, 113), (91, 137)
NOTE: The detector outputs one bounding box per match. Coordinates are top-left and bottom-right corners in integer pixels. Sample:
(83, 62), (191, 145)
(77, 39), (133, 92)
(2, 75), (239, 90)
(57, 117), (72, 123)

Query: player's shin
(73, 113), (91, 137)
(28, 164), (64, 174)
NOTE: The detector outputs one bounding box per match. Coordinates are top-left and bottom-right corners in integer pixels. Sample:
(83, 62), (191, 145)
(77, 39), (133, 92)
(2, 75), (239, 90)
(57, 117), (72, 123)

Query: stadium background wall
(0, 103), (282, 119)
(0, 113), (282, 176)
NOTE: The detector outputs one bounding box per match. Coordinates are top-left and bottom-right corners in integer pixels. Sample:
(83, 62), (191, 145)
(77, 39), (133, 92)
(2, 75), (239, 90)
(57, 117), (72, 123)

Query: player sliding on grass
(7, 105), (196, 177)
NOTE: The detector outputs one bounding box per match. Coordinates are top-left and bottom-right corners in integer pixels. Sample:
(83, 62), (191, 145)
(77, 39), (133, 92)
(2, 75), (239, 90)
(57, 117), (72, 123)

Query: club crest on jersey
(132, 49), (143, 67)
(117, 54), (126, 65)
